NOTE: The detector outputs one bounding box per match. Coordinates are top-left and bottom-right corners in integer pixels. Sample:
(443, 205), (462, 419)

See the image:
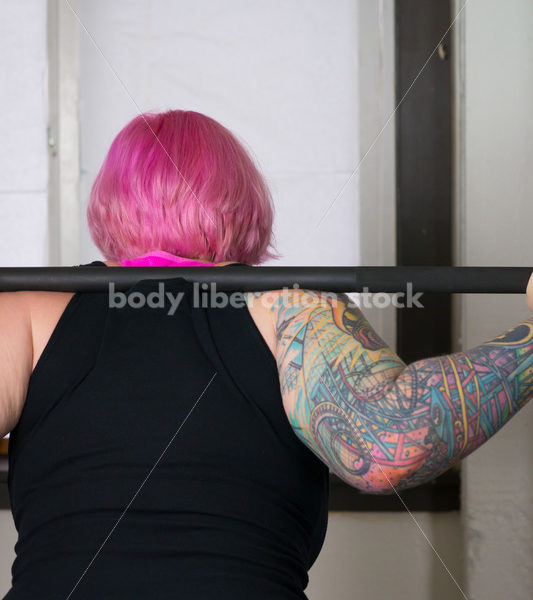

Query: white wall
(77, 0), (360, 268)
(312, 512), (463, 600)
(455, 1), (533, 598)
(0, 0), (49, 594)
(0, 0), (49, 267)
(0, 515), (16, 596)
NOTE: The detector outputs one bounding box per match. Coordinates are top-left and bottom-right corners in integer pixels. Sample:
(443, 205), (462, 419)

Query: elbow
(342, 478), (403, 496)
(338, 464), (419, 496)
(347, 473), (428, 496)
(361, 484), (398, 496)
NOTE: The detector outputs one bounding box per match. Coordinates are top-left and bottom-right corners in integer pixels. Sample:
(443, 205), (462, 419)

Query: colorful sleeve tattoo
(263, 289), (533, 494)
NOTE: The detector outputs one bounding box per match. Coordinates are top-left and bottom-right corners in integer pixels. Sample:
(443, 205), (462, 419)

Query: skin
(247, 285), (533, 493)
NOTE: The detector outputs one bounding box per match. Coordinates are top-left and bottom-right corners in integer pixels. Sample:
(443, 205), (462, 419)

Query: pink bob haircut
(87, 110), (279, 265)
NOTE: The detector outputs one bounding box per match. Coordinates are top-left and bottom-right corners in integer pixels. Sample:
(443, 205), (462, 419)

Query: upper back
(3, 275), (276, 437)
(6, 264), (329, 597)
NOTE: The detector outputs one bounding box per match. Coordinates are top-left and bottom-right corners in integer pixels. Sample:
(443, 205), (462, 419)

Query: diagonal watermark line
(362, 458), (468, 599)
(64, 371), (217, 600)
(314, 0), (469, 231)
(63, 0), (217, 230)
(343, 392), (469, 600)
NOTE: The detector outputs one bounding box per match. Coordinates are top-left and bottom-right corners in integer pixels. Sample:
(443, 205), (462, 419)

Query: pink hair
(87, 110), (279, 265)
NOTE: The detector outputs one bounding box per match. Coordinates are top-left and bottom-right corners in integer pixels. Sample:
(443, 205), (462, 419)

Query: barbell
(0, 266), (530, 293)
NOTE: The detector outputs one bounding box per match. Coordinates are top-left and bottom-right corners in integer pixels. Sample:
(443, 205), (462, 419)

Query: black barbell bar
(0, 266), (531, 293)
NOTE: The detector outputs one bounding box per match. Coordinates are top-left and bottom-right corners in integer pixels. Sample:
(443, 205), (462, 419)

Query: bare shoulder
(242, 288), (351, 359)
(0, 291), (34, 435)
(0, 291), (34, 348)
(0, 290), (77, 435)
(247, 288), (354, 325)
(242, 289), (308, 358)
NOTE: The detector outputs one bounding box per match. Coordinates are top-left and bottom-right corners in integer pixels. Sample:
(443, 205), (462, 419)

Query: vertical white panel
(355, 0), (397, 349)
(0, 1), (48, 192)
(47, 0), (81, 265)
(0, 0), (49, 595)
(456, 1), (533, 598)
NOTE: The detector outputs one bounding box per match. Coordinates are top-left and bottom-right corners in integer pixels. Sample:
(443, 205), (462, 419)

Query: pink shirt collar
(120, 250), (216, 267)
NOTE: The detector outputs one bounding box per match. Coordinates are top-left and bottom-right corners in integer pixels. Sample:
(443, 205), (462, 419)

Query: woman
(1, 110), (533, 599)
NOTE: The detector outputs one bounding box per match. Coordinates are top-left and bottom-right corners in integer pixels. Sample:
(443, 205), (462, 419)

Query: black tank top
(4, 261), (329, 600)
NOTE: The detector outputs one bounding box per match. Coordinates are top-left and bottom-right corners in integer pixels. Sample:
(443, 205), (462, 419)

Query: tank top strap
(189, 284), (322, 465)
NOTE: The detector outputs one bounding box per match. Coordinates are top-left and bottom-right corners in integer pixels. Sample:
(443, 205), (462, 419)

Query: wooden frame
(395, 0), (453, 364)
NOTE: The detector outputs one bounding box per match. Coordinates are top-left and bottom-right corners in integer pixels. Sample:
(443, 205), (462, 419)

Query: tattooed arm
(260, 289), (533, 494)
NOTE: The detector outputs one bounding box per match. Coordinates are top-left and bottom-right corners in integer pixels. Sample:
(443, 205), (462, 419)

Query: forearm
(391, 315), (533, 489)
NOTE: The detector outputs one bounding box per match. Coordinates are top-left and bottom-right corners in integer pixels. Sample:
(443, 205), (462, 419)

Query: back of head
(87, 109), (279, 265)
